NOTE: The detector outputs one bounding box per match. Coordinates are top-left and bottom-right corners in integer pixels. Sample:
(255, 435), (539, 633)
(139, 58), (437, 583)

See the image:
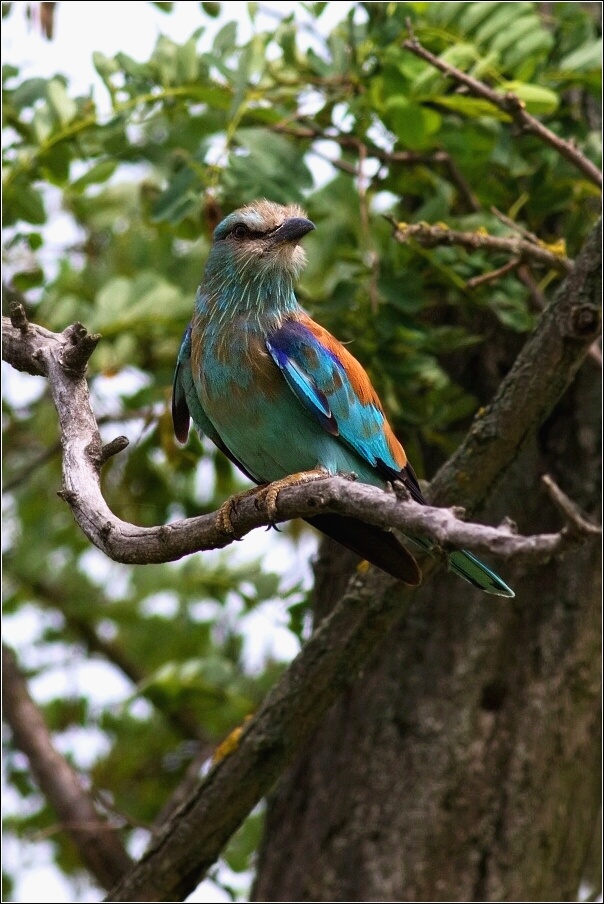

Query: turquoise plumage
(173, 199), (514, 597)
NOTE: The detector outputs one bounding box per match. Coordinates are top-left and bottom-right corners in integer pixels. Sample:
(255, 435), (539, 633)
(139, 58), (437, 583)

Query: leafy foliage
(2, 1), (600, 899)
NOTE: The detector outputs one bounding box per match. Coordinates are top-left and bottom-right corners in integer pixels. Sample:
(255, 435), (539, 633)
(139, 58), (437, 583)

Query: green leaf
(152, 166), (199, 223)
(223, 811), (264, 873)
(3, 179), (46, 226)
(9, 76), (47, 110)
(474, 2), (531, 46)
(502, 82), (559, 115)
(432, 94), (510, 121)
(490, 14), (543, 57)
(457, 1), (505, 33)
(559, 38), (602, 73)
(39, 143), (73, 184)
(213, 20), (237, 54)
(201, 1), (221, 16)
(385, 98), (442, 149)
(31, 105), (54, 143)
(92, 272), (190, 333)
(70, 159), (119, 191)
(46, 79), (77, 126)
(503, 28), (554, 72)
(223, 128), (312, 205)
(176, 39), (199, 84)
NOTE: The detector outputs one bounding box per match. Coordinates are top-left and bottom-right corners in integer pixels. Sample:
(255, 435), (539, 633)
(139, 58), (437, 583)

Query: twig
(542, 474), (601, 537)
(389, 219), (573, 273)
(429, 220), (602, 511)
(2, 643), (132, 890)
(517, 263), (547, 310)
(272, 124), (480, 211)
(3, 440), (62, 492)
(402, 24), (602, 189)
(4, 409), (158, 493)
(491, 207), (543, 246)
(466, 257), (521, 289)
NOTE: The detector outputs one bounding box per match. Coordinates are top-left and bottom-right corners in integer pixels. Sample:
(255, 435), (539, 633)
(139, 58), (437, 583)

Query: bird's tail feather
(306, 514), (422, 586)
(407, 534), (514, 598)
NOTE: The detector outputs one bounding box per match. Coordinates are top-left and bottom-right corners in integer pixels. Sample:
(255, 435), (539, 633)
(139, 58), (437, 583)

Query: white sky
(2, 2), (353, 902)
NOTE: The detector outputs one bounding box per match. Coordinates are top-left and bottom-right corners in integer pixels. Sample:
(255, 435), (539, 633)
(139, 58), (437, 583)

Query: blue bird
(172, 199), (514, 597)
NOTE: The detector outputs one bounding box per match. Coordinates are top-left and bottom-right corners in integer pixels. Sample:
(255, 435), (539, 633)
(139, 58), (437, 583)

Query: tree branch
(2, 306), (597, 566)
(7, 568), (213, 744)
(2, 643), (133, 890)
(430, 219), (601, 511)
(273, 123), (481, 211)
(104, 565), (412, 901)
(402, 26), (603, 189)
(389, 219), (573, 274)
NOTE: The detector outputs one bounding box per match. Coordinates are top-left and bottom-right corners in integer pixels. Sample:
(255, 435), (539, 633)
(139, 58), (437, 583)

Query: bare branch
(2, 307), (596, 568)
(466, 257), (522, 289)
(389, 219), (573, 274)
(2, 643), (132, 890)
(402, 26), (603, 189)
(542, 474), (601, 538)
(490, 207), (544, 246)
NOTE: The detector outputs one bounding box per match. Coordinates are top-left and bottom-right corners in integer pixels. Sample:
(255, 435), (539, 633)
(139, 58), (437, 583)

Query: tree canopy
(2, 2), (601, 901)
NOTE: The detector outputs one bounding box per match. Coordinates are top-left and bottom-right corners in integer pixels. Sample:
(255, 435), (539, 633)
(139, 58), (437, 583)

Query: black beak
(270, 217), (315, 245)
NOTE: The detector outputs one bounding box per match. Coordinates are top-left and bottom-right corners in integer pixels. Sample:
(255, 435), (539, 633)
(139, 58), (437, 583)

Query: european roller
(172, 199), (514, 598)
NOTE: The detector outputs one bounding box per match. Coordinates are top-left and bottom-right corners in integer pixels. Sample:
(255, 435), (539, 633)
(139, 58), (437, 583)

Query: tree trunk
(252, 361), (601, 902)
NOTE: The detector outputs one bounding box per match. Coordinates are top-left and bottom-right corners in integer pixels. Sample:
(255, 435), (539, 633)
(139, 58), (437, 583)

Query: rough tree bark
(252, 271), (602, 898)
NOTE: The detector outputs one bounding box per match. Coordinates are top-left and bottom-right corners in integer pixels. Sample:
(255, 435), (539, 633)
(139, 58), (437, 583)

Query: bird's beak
(270, 217), (315, 245)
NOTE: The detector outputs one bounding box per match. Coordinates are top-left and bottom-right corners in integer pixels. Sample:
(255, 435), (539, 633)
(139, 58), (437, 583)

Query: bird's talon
(216, 499), (238, 537)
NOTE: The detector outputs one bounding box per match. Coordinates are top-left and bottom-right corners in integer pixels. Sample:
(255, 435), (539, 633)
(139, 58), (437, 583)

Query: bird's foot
(258, 468), (331, 526)
(216, 485), (268, 537)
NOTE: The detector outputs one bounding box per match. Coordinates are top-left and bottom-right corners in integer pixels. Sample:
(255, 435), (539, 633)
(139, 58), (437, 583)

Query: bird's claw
(257, 468), (330, 529)
(217, 470), (329, 537)
(216, 485), (269, 538)
(216, 498), (240, 538)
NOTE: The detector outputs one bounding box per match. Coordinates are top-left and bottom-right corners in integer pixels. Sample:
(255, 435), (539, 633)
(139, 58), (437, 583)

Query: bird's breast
(192, 316), (282, 410)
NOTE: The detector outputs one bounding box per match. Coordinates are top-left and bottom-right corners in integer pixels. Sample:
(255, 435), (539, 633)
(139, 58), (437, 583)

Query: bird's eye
(232, 224), (249, 240)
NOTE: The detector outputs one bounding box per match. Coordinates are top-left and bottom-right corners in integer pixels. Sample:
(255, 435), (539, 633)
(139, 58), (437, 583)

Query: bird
(172, 199), (514, 598)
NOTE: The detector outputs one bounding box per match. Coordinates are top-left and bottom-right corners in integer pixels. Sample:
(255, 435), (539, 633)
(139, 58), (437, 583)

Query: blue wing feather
(266, 319), (402, 477)
(266, 334), (338, 436)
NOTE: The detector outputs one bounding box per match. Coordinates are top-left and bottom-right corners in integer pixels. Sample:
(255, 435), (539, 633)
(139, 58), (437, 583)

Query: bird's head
(205, 200), (315, 290)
